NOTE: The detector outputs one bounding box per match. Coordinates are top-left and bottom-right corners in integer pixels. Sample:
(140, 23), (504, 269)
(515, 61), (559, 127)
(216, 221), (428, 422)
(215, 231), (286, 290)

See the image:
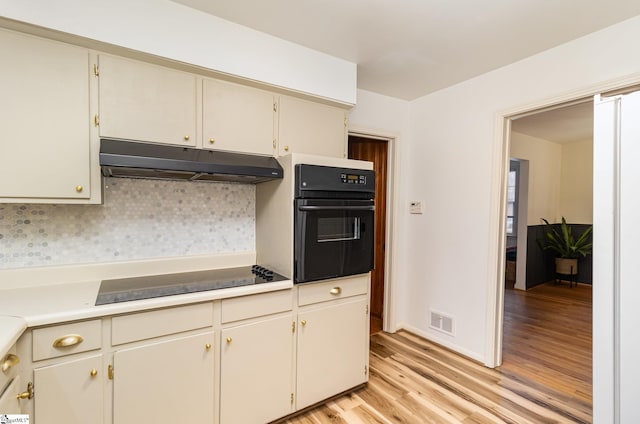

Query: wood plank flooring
(284, 283), (592, 424)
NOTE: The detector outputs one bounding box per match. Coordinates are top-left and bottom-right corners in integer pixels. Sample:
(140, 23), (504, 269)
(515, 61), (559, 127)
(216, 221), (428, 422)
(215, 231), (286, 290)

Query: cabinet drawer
(221, 289), (292, 324)
(298, 275), (368, 307)
(32, 320), (102, 361)
(112, 302), (213, 346)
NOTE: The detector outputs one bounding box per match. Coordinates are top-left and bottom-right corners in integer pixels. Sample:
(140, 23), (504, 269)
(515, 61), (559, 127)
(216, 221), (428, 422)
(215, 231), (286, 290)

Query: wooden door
(348, 135), (388, 334)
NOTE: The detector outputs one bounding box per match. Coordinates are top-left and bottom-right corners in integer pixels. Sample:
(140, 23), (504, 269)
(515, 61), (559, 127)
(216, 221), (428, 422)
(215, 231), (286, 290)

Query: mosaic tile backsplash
(0, 178), (255, 269)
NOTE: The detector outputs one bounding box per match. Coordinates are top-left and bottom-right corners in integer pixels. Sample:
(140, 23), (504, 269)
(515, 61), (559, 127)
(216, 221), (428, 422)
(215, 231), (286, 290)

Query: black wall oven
(294, 164), (375, 283)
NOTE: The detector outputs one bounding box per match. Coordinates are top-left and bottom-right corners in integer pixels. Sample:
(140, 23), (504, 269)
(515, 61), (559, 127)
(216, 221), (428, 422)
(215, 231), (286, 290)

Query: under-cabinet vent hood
(99, 139), (283, 184)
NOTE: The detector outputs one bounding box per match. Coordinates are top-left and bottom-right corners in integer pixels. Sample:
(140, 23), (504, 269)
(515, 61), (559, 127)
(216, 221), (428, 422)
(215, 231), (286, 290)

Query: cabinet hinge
(108, 364), (114, 380)
(290, 393), (294, 404)
(273, 139), (276, 149)
(292, 321), (296, 333)
(94, 114), (100, 127)
(93, 63), (99, 77)
(364, 365), (368, 376)
(273, 102), (278, 112)
(344, 116), (348, 127)
(366, 304), (369, 315)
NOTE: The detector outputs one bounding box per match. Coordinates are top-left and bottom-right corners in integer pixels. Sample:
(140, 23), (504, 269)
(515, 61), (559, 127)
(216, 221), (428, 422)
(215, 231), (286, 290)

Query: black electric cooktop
(95, 265), (288, 305)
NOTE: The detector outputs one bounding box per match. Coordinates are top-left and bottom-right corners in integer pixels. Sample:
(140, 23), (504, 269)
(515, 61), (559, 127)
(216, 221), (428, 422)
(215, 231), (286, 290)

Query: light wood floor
(284, 282), (592, 423)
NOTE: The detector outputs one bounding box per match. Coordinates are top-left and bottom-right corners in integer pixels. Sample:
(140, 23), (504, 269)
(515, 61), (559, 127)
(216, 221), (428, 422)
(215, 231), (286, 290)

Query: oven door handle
(298, 205), (375, 211)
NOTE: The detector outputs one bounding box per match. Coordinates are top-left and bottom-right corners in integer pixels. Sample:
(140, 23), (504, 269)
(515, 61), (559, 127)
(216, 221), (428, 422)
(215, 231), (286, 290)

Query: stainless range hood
(100, 138), (283, 184)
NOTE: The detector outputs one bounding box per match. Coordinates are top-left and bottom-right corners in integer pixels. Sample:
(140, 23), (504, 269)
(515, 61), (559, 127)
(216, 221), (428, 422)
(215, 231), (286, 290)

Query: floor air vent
(429, 310), (455, 336)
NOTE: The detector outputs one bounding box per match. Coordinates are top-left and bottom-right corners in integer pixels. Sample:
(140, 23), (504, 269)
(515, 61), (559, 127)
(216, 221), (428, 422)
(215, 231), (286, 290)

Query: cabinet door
(0, 375), (21, 415)
(112, 332), (214, 424)
(278, 96), (347, 157)
(297, 297), (368, 410)
(98, 55), (197, 146)
(33, 354), (103, 424)
(220, 314), (294, 423)
(0, 29), (91, 200)
(203, 79), (275, 155)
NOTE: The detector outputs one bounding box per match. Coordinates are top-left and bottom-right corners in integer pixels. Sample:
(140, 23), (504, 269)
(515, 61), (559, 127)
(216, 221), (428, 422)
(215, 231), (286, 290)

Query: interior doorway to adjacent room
(348, 134), (388, 334)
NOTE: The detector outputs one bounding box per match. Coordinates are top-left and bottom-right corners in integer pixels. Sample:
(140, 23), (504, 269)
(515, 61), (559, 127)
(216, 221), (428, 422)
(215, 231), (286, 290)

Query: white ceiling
(172, 0), (640, 100)
(511, 101), (594, 144)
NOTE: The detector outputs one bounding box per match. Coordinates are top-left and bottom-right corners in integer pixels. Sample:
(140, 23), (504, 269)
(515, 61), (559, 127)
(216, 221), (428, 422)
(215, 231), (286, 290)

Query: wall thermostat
(410, 201), (423, 214)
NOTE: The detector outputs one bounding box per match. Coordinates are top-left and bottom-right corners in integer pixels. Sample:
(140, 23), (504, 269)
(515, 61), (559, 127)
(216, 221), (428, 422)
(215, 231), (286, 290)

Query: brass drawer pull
(329, 287), (342, 295)
(53, 334), (84, 348)
(2, 353), (20, 372)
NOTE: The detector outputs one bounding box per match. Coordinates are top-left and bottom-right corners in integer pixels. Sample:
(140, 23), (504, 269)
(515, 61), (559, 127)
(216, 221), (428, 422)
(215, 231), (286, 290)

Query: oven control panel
(295, 164), (375, 199)
(340, 173), (367, 185)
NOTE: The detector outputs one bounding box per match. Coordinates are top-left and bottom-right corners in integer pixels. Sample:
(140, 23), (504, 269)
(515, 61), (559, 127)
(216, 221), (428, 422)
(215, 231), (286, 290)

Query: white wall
(403, 14), (640, 364)
(0, 0), (356, 104)
(348, 89), (411, 329)
(560, 139), (594, 224)
(510, 131), (562, 225)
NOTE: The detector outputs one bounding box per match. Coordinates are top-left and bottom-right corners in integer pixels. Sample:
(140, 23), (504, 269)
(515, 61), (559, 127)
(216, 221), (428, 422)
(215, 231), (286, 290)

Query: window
(507, 160), (519, 235)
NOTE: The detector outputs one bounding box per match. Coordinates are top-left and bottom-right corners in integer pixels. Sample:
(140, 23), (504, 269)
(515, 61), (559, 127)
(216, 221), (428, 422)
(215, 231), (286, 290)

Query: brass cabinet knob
(205, 343), (212, 350)
(301, 320), (307, 326)
(284, 145), (289, 152)
(2, 353), (20, 373)
(184, 135), (190, 141)
(53, 334), (84, 348)
(75, 185), (83, 193)
(226, 337), (232, 344)
(16, 382), (34, 400)
(329, 287), (342, 295)
(90, 369), (98, 377)
(209, 138), (215, 144)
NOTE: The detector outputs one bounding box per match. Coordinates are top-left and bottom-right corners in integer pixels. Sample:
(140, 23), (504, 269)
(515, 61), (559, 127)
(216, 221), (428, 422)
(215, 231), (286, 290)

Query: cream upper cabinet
(0, 29), (92, 201)
(98, 54), (197, 147)
(203, 79), (276, 155)
(278, 95), (347, 158)
(112, 332), (215, 424)
(33, 354), (104, 424)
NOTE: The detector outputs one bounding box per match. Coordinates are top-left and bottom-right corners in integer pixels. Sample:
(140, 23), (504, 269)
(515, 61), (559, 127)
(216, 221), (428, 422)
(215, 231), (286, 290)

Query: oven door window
(317, 217), (360, 242)
(294, 199), (374, 283)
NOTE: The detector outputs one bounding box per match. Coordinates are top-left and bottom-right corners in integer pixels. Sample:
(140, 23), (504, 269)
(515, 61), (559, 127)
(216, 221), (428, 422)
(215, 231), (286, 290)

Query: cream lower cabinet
(112, 332), (214, 424)
(0, 28), (94, 202)
(296, 277), (370, 410)
(278, 95), (347, 158)
(1, 347), (22, 415)
(219, 289), (294, 423)
(0, 375), (22, 414)
(33, 354), (104, 424)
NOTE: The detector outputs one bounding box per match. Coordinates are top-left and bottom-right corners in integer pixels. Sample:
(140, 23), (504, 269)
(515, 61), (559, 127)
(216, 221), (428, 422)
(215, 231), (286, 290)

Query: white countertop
(0, 316), (27, 360)
(0, 253), (293, 360)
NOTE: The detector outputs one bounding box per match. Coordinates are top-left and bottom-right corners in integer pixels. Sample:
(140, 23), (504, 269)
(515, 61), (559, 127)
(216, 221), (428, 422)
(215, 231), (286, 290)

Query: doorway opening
(499, 99), (594, 412)
(348, 134), (389, 334)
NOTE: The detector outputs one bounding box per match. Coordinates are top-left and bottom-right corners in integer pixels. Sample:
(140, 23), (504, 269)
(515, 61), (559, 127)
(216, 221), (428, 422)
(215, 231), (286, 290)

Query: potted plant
(541, 217), (593, 276)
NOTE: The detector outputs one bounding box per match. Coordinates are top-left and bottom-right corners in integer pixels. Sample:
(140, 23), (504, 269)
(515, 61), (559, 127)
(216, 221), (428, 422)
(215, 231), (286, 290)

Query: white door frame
(348, 127), (401, 333)
(486, 72), (640, 423)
